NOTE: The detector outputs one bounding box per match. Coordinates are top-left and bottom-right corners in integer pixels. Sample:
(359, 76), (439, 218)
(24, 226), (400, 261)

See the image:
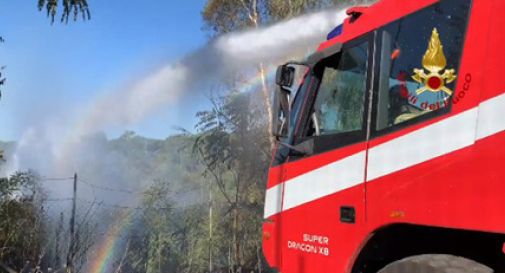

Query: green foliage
(37, 0), (91, 24)
(202, 0), (363, 36)
(268, 0), (325, 20)
(0, 171), (46, 271)
(268, 0), (367, 20)
(141, 182), (176, 273)
(202, 0), (266, 34)
(193, 88), (271, 272)
(202, 0), (319, 35)
(125, 181), (210, 273)
(0, 171), (39, 202)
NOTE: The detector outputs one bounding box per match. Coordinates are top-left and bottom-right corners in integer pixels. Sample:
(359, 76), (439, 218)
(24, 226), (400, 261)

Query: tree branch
(0, 261), (17, 273)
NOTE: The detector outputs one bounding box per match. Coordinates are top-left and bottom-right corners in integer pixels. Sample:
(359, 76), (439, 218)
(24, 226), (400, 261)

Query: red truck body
(263, 0), (505, 272)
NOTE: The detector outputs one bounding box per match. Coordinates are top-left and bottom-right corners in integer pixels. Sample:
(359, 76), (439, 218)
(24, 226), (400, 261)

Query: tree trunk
(258, 62), (274, 150)
(243, 0), (275, 149)
(113, 239), (130, 273)
(233, 203), (239, 273)
(256, 242), (262, 273)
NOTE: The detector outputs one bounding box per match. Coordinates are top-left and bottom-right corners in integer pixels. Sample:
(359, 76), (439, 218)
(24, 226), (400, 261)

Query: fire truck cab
(263, 0), (505, 272)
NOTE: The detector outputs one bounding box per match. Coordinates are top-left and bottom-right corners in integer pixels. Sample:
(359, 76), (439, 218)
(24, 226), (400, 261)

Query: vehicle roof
(318, 0), (438, 51)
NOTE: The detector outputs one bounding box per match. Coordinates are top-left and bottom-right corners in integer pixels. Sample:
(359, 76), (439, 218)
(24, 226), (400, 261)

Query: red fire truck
(263, 0), (505, 272)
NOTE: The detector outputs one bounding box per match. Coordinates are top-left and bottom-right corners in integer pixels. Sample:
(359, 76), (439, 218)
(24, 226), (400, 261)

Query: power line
(40, 177), (74, 182)
(77, 198), (171, 211)
(46, 198), (73, 202)
(39, 175), (152, 195)
(41, 196), (171, 211)
(78, 178), (140, 195)
(78, 177), (155, 196)
(37, 174), (168, 210)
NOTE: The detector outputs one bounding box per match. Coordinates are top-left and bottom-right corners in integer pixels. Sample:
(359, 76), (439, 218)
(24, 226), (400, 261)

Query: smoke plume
(3, 8), (349, 201)
(78, 9), (348, 135)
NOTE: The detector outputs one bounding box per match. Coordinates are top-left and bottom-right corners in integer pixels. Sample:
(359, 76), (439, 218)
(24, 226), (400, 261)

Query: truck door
(365, 0), (474, 225)
(273, 33), (376, 272)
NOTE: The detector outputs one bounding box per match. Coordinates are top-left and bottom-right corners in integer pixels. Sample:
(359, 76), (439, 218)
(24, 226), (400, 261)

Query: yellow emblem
(412, 28), (456, 95)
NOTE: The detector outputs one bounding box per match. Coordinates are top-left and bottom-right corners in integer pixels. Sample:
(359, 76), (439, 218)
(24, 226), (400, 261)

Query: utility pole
(66, 173), (77, 273)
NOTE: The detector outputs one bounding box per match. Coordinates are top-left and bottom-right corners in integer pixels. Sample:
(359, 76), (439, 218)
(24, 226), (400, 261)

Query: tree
(267, 0), (368, 20)
(194, 88), (271, 273)
(268, 0), (324, 20)
(38, 0), (91, 24)
(202, 0), (269, 35)
(203, 0), (274, 145)
(0, 171), (46, 272)
(124, 180), (207, 273)
(66, 203), (98, 273)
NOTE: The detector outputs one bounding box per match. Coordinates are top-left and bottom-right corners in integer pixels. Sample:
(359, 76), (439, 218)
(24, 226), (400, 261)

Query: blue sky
(0, 0), (209, 140)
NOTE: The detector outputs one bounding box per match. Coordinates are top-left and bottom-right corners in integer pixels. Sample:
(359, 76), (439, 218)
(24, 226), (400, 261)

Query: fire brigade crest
(412, 28), (456, 95)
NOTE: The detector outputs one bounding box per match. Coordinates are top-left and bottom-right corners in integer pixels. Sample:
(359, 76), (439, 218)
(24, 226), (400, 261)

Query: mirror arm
(276, 141), (307, 156)
(311, 112), (321, 137)
(276, 139), (314, 156)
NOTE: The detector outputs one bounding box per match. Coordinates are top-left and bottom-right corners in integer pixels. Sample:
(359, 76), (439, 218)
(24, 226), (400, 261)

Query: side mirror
(271, 62), (309, 138)
(275, 65), (295, 89)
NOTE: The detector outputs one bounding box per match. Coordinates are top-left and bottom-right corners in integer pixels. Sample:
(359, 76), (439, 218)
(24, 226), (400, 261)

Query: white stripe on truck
(264, 93), (505, 218)
(367, 108), (478, 181)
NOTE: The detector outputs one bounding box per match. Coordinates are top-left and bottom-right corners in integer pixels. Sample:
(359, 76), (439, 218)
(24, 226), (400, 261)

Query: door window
(313, 42), (368, 136)
(375, 0), (472, 132)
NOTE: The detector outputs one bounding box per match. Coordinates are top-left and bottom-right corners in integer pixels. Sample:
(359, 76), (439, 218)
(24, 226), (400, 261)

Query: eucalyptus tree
(193, 89), (272, 272)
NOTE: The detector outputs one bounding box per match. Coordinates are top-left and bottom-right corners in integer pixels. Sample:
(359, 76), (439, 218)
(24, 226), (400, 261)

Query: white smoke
(79, 64), (189, 136)
(77, 9), (348, 135)
(218, 9), (345, 64)
(3, 8), (350, 199)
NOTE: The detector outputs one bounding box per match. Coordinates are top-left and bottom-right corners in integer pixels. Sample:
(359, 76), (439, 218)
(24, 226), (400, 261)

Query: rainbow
(237, 65), (277, 94)
(89, 210), (135, 273)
